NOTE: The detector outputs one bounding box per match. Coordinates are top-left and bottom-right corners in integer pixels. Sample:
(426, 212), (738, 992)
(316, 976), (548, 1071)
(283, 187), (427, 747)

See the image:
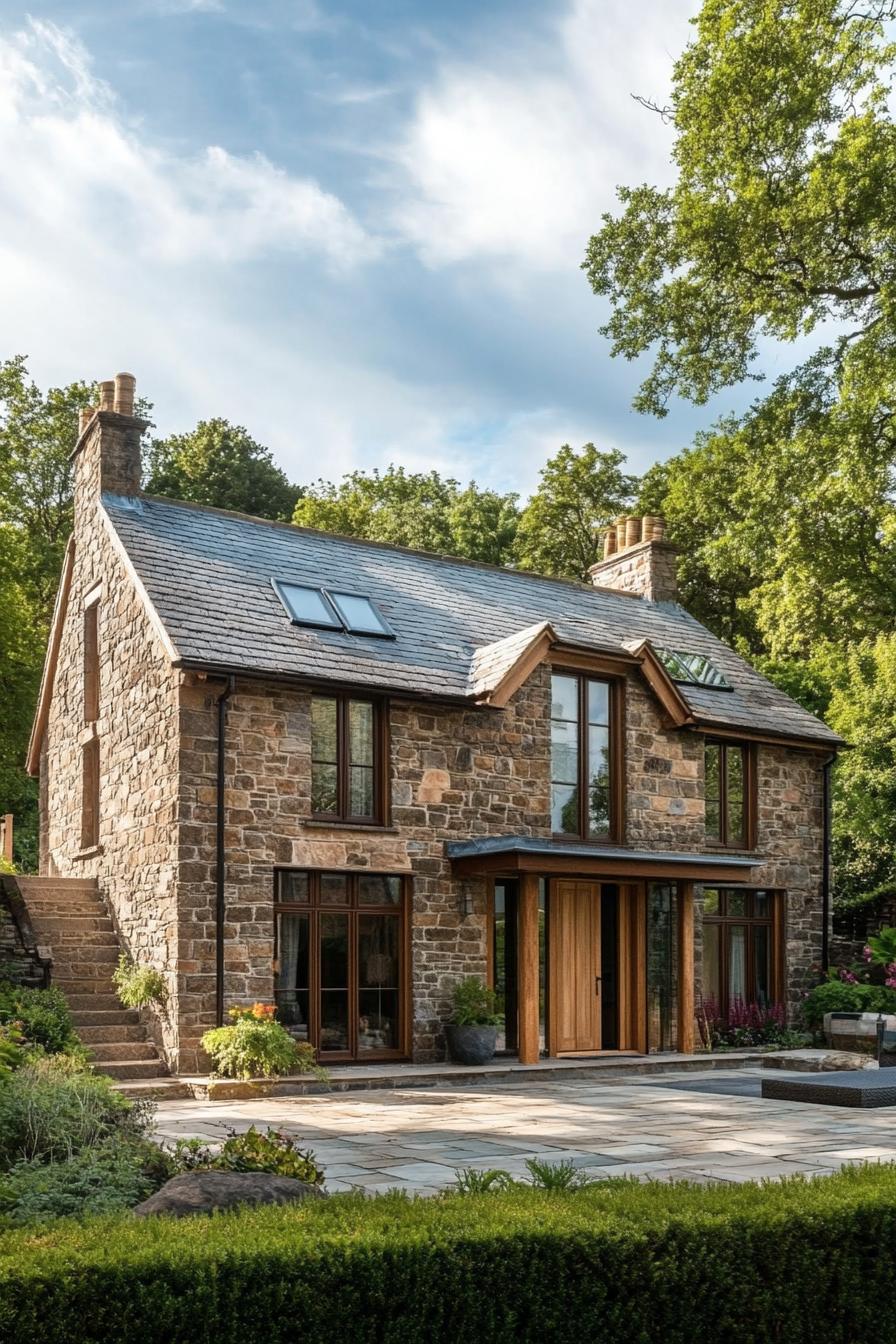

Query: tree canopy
(292, 466), (520, 566)
(515, 444), (636, 580)
(145, 419), (302, 522)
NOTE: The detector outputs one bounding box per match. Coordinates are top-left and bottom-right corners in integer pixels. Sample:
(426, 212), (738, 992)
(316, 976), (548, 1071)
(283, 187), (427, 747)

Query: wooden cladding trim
(677, 880), (695, 1053)
(482, 627), (556, 709)
(517, 873), (540, 1065)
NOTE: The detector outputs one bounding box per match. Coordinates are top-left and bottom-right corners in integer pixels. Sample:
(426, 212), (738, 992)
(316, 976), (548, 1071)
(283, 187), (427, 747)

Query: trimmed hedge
(2, 1166), (896, 1343)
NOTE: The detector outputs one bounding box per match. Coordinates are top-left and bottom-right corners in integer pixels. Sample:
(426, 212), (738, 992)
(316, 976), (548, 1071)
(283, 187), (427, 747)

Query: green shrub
(0, 1141), (166, 1226)
(0, 983), (82, 1057)
(800, 978), (896, 1030)
(452, 1168), (515, 1194)
(201, 1007), (326, 1079)
(0, 1024), (23, 1079)
(112, 956), (168, 1011)
(169, 1126), (323, 1185)
(1, 1167), (896, 1342)
(449, 976), (503, 1026)
(0, 1056), (148, 1168)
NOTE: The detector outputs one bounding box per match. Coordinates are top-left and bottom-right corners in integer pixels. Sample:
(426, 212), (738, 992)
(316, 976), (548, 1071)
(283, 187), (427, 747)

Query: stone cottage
(23, 374), (842, 1075)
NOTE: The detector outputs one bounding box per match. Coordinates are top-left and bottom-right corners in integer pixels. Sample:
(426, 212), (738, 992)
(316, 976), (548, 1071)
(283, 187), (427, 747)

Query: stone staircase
(15, 876), (169, 1083)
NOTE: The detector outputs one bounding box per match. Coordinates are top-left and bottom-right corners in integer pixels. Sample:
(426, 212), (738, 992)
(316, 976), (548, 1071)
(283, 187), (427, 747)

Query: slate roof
(103, 493), (842, 747)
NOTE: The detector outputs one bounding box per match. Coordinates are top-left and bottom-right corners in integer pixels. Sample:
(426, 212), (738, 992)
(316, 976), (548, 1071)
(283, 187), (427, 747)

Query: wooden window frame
(701, 888), (783, 1020)
(549, 668), (625, 844)
(310, 693), (389, 826)
(83, 599), (100, 725)
(80, 735), (100, 850)
(273, 868), (411, 1062)
(705, 739), (757, 850)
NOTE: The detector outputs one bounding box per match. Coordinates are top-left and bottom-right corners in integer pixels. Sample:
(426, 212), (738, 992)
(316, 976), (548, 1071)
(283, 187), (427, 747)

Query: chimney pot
(603, 528), (617, 559)
(78, 407), (94, 437)
(614, 516), (627, 551)
(625, 515), (641, 548)
(98, 380), (115, 413)
(114, 372), (136, 417)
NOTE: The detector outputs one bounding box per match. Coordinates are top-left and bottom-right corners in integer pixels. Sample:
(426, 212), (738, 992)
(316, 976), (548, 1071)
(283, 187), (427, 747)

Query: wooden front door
(550, 880), (602, 1053)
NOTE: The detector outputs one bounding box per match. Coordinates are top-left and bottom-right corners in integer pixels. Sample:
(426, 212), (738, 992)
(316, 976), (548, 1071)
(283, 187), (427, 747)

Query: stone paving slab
(151, 1069), (896, 1196)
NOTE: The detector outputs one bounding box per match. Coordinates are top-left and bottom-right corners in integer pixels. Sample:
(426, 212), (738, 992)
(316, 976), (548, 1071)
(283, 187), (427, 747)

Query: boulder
(133, 1170), (325, 1218)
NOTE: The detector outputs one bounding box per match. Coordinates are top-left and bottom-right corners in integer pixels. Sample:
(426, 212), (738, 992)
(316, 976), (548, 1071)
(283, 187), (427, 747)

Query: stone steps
(88, 1041), (159, 1063)
(95, 1059), (168, 1081)
(15, 876), (168, 1082)
(77, 1023), (147, 1044)
(114, 1078), (191, 1100)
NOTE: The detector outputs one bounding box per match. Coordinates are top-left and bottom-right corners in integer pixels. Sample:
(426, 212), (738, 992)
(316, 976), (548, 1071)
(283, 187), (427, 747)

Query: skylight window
(328, 591), (395, 637)
(655, 647), (732, 690)
(272, 580), (395, 639)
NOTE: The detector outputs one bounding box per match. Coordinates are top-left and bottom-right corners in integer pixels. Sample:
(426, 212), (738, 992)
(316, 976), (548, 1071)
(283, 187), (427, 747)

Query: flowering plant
(866, 928), (896, 988)
(697, 996), (791, 1049)
(228, 1003), (276, 1022)
(202, 1004), (327, 1080)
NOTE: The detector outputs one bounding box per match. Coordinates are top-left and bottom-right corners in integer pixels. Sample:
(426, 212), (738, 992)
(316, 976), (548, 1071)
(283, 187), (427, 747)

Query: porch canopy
(446, 835), (762, 883)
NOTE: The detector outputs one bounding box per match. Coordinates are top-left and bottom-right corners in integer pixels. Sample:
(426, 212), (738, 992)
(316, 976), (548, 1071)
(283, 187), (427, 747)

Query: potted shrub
(444, 977), (503, 1065)
(200, 1004), (327, 1081)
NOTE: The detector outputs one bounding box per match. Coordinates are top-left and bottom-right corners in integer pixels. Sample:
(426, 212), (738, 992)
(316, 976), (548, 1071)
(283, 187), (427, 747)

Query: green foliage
(293, 465), (520, 566)
(452, 1167), (515, 1195)
(0, 983), (81, 1057)
(170, 1127), (323, 1186)
(0, 1056), (144, 1168)
(800, 977), (896, 1030)
(586, 0), (896, 416)
(515, 443), (636, 579)
(448, 977), (503, 1026)
(868, 926), (896, 967)
(111, 956), (167, 1011)
(0, 1141), (163, 1227)
(200, 1015), (326, 1080)
(524, 1158), (592, 1191)
(824, 637), (896, 902)
(0, 1024), (23, 1079)
(144, 418), (301, 522)
(3, 1168), (896, 1342)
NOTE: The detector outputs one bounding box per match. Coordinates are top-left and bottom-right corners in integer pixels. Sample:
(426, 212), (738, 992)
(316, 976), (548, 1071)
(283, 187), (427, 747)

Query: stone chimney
(72, 373), (146, 526)
(588, 514), (678, 603)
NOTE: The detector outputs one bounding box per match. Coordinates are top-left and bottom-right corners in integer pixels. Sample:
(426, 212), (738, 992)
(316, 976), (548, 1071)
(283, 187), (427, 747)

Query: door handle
(594, 976), (602, 995)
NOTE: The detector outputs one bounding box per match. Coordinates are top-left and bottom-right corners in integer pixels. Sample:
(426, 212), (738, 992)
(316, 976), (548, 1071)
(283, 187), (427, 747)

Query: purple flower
(863, 945), (874, 963)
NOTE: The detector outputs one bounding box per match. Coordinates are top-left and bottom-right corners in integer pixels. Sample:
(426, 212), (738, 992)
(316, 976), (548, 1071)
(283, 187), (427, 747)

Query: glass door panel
(275, 912), (310, 1040)
(358, 914), (400, 1053)
(320, 912), (350, 1053)
(728, 925), (747, 1008)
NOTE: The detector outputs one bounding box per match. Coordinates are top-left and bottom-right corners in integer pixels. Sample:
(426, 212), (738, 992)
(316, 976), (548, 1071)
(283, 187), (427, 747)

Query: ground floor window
(701, 887), (781, 1020)
(274, 869), (409, 1061)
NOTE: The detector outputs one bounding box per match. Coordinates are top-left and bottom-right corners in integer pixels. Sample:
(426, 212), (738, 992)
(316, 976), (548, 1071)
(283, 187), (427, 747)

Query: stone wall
(40, 499), (182, 1063)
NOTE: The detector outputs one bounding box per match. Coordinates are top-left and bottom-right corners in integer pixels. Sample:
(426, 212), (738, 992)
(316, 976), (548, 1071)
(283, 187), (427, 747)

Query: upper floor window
(550, 672), (619, 840)
(705, 740), (755, 848)
(311, 693), (384, 823)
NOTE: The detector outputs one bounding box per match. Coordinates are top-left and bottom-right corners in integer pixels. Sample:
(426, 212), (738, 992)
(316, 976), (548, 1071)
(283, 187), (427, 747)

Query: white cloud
(391, 0), (696, 271)
(0, 19), (376, 269)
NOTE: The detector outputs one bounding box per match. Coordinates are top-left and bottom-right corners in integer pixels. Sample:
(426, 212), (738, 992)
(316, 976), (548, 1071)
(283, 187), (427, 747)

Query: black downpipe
(215, 676), (235, 1026)
(821, 753), (835, 973)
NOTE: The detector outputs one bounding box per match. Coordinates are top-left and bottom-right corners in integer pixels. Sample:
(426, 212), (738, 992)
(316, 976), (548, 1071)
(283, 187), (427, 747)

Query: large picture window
(275, 869), (407, 1060)
(705, 740), (755, 848)
(701, 888), (780, 1019)
(310, 694), (384, 823)
(550, 672), (620, 840)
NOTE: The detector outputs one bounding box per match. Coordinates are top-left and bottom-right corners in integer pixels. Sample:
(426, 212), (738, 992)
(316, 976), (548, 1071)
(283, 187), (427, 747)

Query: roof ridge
(136, 491), (650, 602)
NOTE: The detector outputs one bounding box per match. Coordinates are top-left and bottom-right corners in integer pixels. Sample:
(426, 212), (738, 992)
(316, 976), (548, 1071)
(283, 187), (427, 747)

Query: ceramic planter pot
(444, 1023), (498, 1065)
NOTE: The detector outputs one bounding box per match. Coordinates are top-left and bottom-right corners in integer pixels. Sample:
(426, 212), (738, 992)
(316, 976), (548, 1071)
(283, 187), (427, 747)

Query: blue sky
(0, 0), (765, 496)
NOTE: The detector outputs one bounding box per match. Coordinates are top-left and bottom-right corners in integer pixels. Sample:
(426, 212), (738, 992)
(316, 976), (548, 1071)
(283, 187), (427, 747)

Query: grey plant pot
(445, 1023), (498, 1066)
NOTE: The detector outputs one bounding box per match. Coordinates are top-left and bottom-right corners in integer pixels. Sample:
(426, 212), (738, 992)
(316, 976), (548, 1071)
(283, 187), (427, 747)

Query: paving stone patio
(152, 1069), (896, 1195)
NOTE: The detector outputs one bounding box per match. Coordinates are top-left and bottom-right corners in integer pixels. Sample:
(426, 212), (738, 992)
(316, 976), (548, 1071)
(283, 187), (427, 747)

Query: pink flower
(863, 945), (874, 963)
(839, 967), (858, 984)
